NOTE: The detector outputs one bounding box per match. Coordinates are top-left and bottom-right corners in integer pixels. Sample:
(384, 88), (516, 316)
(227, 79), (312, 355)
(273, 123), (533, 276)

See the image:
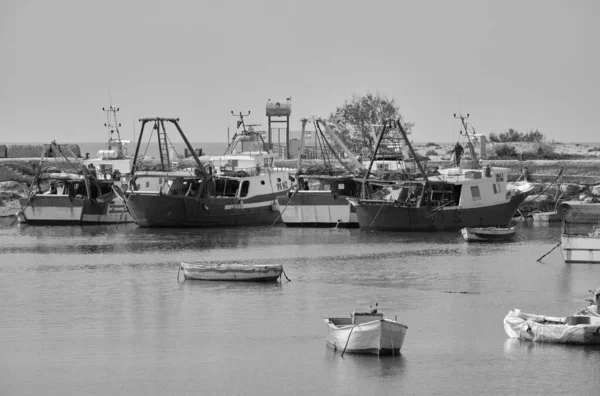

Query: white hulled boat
(17, 105), (135, 225)
(560, 223), (600, 263)
(324, 305), (408, 355)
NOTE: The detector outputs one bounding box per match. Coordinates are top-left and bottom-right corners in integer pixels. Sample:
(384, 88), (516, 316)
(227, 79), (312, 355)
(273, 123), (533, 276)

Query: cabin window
(264, 158), (269, 167)
(495, 173), (504, 182)
(145, 181), (150, 188)
(240, 181), (250, 197)
(493, 184), (501, 194)
(261, 180), (265, 185)
(324, 184), (331, 191)
(214, 178), (240, 197)
(338, 183), (345, 190)
(470, 186), (481, 201)
(269, 158), (274, 167)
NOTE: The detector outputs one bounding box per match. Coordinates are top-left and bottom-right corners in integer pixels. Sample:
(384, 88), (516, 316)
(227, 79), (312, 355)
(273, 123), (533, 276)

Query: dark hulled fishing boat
(124, 115), (292, 227)
(348, 115), (528, 231)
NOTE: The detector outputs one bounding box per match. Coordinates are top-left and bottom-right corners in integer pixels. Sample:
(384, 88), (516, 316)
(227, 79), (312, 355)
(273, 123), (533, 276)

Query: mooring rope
(341, 324), (359, 357)
(526, 170), (563, 204)
(366, 201), (387, 232)
(536, 241), (561, 262)
(269, 188), (298, 228)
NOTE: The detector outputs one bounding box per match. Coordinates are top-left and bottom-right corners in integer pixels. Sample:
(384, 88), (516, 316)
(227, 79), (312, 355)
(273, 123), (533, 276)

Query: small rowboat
(179, 262), (283, 281)
(324, 307), (408, 356)
(461, 226), (516, 242)
(560, 224), (600, 263)
(503, 309), (600, 344)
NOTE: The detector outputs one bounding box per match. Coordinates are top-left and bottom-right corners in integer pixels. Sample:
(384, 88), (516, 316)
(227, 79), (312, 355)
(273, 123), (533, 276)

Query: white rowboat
(324, 310), (408, 355)
(179, 262), (283, 281)
(503, 309), (600, 344)
(461, 226), (516, 242)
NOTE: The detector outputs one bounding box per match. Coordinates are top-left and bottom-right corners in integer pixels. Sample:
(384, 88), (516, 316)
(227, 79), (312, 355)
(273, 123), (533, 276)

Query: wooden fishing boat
(179, 262), (283, 281)
(461, 226), (516, 242)
(17, 106), (135, 225)
(504, 309), (600, 344)
(125, 114), (292, 228)
(560, 223), (600, 263)
(348, 115), (529, 232)
(276, 118), (362, 228)
(324, 307), (408, 355)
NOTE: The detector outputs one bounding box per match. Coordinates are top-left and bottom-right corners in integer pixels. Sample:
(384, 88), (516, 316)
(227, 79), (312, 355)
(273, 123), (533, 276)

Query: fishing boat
(560, 223), (600, 263)
(276, 118), (363, 228)
(17, 106), (135, 225)
(324, 305), (408, 355)
(125, 113), (292, 227)
(179, 262), (283, 281)
(348, 115), (528, 231)
(461, 226), (516, 242)
(503, 309), (600, 344)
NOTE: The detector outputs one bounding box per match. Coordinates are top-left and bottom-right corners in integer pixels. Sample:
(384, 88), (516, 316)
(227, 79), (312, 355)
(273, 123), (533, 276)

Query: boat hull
(126, 192), (284, 227)
(560, 233), (600, 263)
(351, 194), (525, 231)
(324, 318), (407, 355)
(18, 196), (134, 225)
(180, 263), (283, 281)
(276, 192), (358, 228)
(461, 227), (516, 242)
(504, 309), (600, 344)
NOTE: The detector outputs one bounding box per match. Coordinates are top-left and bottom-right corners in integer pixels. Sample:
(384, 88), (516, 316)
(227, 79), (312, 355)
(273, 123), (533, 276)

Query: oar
(537, 242), (561, 262)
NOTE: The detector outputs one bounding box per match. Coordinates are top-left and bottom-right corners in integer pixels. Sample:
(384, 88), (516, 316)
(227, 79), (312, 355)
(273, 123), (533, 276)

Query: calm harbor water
(1, 219), (600, 395)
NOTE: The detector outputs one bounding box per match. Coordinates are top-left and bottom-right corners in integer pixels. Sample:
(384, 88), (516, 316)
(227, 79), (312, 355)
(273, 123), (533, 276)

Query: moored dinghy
(179, 262), (284, 281)
(503, 309), (600, 344)
(461, 226), (516, 242)
(324, 304), (408, 355)
(560, 223), (600, 263)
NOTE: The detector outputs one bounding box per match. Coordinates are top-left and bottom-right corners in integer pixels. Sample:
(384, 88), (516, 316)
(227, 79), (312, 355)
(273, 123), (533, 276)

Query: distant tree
(328, 92), (414, 154)
(489, 128), (546, 143)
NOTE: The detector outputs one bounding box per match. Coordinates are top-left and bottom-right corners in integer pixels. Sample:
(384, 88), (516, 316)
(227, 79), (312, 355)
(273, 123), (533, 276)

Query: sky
(1, 0), (599, 144)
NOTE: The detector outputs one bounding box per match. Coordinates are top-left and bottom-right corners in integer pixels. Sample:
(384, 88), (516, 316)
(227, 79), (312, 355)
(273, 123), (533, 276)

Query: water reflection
(323, 346), (408, 379)
(504, 338), (600, 358)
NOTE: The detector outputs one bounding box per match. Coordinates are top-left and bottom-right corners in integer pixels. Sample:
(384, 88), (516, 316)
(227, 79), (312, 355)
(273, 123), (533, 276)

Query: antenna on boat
(224, 111), (251, 154)
(231, 111), (251, 133)
(103, 105), (122, 144)
(454, 113), (480, 169)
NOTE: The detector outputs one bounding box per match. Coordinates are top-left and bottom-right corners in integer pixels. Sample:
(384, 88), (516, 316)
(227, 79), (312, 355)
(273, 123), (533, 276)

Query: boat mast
(131, 118), (205, 175)
(224, 111), (251, 154)
(392, 119), (429, 181)
(454, 113), (480, 169)
(296, 118), (308, 180)
(103, 105), (122, 146)
(317, 118), (365, 172)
